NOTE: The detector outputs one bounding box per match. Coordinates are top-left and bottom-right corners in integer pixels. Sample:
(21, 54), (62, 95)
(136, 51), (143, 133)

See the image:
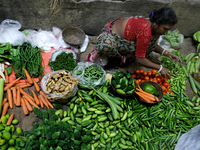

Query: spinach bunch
(17, 108), (92, 150)
(0, 42), (18, 62)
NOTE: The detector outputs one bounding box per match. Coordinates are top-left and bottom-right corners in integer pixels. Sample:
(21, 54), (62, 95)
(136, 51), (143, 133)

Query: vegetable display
(12, 43), (44, 79)
(49, 52), (77, 71)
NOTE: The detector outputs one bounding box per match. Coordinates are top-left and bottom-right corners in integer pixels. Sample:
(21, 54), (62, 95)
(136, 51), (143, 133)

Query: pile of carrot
(135, 85), (159, 103)
(1, 68), (54, 122)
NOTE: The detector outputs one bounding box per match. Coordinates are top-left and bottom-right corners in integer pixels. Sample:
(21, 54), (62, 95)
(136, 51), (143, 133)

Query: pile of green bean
(59, 80), (200, 150)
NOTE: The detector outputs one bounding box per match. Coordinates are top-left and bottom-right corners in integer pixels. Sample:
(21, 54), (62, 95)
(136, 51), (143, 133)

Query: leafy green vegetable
(164, 29), (181, 46)
(49, 52), (77, 71)
(5, 65), (12, 75)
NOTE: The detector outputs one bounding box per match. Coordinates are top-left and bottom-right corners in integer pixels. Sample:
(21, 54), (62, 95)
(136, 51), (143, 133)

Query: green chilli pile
(12, 43), (44, 79)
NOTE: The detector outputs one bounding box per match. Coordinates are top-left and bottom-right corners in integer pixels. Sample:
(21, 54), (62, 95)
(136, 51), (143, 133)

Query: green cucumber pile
(111, 70), (135, 95)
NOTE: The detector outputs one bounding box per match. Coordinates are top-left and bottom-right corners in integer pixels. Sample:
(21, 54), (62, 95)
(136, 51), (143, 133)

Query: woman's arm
(154, 45), (182, 63)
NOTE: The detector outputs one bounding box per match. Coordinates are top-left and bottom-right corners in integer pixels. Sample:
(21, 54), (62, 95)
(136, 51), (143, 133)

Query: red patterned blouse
(124, 17), (152, 58)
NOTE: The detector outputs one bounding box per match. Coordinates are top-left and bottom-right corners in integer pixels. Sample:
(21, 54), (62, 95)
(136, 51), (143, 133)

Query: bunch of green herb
(18, 108), (92, 150)
(164, 29), (181, 46)
(12, 43), (44, 79)
(49, 52), (77, 71)
(0, 42), (19, 62)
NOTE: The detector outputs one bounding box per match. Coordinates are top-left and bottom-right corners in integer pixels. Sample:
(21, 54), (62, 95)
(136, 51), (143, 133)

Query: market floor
(6, 36), (197, 132)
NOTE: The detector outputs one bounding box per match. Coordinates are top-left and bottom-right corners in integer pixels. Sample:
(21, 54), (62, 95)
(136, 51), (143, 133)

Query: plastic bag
(49, 49), (77, 71)
(52, 27), (71, 49)
(175, 124), (200, 150)
(25, 28), (61, 52)
(41, 70), (78, 103)
(72, 62), (106, 89)
(158, 33), (184, 50)
(0, 19), (26, 46)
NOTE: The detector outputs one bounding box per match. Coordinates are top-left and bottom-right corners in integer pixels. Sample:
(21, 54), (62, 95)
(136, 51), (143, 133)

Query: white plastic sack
(25, 29), (61, 52)
(175, 124), (200, 150)
(158, 34), (184, 50)
(52, 27), (71, 49)
(0, 19), (26, 46)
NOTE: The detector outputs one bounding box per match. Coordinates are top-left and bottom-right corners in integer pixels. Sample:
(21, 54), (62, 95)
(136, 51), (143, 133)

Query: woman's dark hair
(149, 7), (177, 26)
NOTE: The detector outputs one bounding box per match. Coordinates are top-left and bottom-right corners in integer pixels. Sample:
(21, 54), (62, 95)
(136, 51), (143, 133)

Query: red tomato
(170, 91), (174, 94)
(163, 82), (170, 88)
(135, 70), (141, 75)
(140, 69), (144, 74)
(151, 69), (157, 74)
(140, 75), (145, 80)
(135, 80), (139, 85)
(161, 86), (167, 92)
(136, 74), (141, 79)
(147, 71), (152, 77)
(144, 76), (149, 81)
(156, 77), (162, 83)
(143, 72), (147, 76)
(131, 74), (136, 79)
(138, 79), (142, 83)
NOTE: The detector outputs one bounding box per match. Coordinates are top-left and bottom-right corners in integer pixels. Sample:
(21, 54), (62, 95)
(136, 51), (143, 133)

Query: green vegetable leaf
(52, 131), (61, 139)
(6, 66), (12, 75)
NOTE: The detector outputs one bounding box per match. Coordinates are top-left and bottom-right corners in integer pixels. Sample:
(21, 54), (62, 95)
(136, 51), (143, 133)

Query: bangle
(158, 65), (163, 72)
(162, 49), (166, 55)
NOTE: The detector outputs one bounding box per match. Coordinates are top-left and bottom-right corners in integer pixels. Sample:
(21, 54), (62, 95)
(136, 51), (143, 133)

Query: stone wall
(0, 0), (200, 37)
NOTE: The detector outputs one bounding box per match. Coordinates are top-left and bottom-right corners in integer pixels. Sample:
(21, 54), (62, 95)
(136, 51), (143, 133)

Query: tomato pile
(131, 69), (173, 95)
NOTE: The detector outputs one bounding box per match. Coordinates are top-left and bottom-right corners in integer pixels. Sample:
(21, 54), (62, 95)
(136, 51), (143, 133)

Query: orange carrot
(136, 88), (157, 98)
(38, 95), (44, 108)
(38, 95), (49, 108)
(18, 87), (34, 100)
(11, 87), (17, 106)
(1, 102), (9, 118)
(23, 94), (40, 109)
(4, 77), (21, 91)
(23, 97), (33, 112)
(4, 69), (9, 84)
(39, 91), (54, 109)
(21, 97), (29, 115)
(32, 90), (40, 106)
(6, 113), (14, 125)
(23, 68), (33, 84)
(137, 85), (159, 102)
(32, 78), (40, 92)
(135, 91), (154, 103)
(16, 86), (21, 106)
(18, 84), (32, 89)
(2, 98), (8, 107)
(15, 82), (27, 86)
(7, 89), (13, 108)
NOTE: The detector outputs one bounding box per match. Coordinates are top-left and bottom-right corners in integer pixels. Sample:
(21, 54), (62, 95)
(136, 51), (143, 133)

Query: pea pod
(61, 117), (70, 122)
(87, 108), (97, 111)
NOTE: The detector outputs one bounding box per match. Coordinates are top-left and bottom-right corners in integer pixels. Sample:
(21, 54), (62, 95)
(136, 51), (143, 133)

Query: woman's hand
(165, 51), (182, 63)
(160, 66), (171, 78)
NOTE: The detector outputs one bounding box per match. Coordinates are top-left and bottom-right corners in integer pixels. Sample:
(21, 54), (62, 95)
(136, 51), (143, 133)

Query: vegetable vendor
(87, 7), (182, 78)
